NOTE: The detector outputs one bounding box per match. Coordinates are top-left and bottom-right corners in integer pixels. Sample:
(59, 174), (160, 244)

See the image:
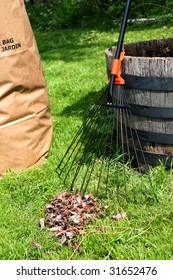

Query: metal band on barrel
(130, 104), (173, 119)
(124, 74), (173, 92)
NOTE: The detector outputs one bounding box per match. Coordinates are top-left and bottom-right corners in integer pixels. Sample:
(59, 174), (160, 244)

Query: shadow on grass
(58, 87), (107, 119)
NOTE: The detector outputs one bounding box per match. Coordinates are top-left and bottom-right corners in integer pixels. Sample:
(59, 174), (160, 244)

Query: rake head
(56, 86), (157, 203)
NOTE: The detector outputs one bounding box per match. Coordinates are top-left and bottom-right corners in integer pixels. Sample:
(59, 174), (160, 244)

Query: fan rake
(56, 0), (157, 203)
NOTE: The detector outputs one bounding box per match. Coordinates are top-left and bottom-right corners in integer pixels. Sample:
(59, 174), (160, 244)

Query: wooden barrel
(105, 38), (173, 166)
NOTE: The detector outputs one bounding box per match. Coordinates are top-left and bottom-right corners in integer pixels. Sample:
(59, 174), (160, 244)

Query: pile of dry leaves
(40, 192), (102, 244)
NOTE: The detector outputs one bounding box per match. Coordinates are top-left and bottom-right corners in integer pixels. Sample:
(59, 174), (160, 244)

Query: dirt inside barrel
(123, 38), (173, 58)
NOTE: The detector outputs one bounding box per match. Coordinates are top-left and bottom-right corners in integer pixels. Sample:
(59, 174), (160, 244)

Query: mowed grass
(0, 21), (173, 260)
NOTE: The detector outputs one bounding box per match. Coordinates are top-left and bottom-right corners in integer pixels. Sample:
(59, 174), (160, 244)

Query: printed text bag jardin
(0, 0), (52, 175)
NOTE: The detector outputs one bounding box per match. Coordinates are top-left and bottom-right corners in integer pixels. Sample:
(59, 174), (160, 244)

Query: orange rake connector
(110, 51), (125, 85)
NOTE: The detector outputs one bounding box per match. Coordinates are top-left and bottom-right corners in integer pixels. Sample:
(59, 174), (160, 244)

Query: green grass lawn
(0, 21), (173, 260)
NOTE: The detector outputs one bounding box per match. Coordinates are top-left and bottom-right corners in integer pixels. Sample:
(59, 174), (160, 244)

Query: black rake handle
(115, 0), (131, 60)
(108, 0), (131, 103)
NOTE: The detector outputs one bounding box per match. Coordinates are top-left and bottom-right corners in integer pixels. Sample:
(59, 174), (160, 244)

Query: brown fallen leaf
(45, 204), (55, 213)
(66, 231), (75, 239)
(68, 226), (86, 234)
(121, 212), (128, 219)
(70, 214), (81, 224)
(32, 241), (42, 249)
(62, 210), (70, 216)
(40, 218), (45, 231)
(49, 226), (63, 232)
(88, 193), (95, 199)
(70, 239), (83, 253)
(54, 230), (66, 237)
(84, 194), (90, 200)
(54, 191), (68, 200)
(76, 196), (83, 205)
(113, 212), (128, 220)
(113, 213), (122, 220)
(61, 234), (67, 244)
(54, 215), (62, 222)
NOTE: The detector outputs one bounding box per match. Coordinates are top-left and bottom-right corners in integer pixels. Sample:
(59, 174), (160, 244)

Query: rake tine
(56, 105), (99, 176)
(67, 107), (100, 188)
(115, 90), (129, 201)
(75, 108), (104, 193)
(85, 106), (115, 195)
(69, 106), (107, 191)
(58, 105), (99, 181)
(120, 88), (136, 201)
(120, 88), (147, 200)
(104, 108), (116, 197)
(126, 112), (149, 199)
(122, 89), (157, 200)
(83, 107), (108, 194)
(96, 107), (114, 196)
(123, 108), (135, 200)
(125, 110), (138, 201)
(120, 109), (127, 198)
(115, 107), (120, 199)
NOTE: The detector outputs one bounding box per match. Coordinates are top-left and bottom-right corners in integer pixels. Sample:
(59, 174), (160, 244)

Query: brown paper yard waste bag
(0, 0), (53, 176)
